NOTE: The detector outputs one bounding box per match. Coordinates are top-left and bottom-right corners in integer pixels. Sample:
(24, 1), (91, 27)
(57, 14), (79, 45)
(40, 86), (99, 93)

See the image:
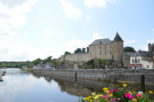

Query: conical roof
(113, 32), (123, 42)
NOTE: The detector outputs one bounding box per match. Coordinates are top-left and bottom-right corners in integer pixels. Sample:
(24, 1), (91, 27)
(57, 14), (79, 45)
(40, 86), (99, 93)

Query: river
(0, 68), (154, 102)
(0, 68), (82, 102)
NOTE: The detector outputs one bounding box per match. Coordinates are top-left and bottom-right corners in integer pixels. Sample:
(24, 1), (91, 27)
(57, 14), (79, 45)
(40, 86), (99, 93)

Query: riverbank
(32, 69), (154, 85)
(21, 68), (33, 72)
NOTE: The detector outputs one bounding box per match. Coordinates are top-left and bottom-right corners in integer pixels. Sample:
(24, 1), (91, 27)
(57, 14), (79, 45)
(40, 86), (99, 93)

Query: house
(130, 51), (154, 69)
(33, 62), (54, 69)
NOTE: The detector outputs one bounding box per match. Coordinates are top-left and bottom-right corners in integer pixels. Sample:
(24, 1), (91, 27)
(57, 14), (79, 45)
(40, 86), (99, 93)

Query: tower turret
(111, 32), (124, 62)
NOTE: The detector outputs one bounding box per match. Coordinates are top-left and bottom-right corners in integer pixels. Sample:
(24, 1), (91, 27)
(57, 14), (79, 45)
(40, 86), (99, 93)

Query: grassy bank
(21, 68), (33, 72)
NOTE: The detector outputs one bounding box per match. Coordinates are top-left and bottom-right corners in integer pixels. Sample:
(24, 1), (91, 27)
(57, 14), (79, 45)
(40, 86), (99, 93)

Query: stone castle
(59, 33), (124, 65)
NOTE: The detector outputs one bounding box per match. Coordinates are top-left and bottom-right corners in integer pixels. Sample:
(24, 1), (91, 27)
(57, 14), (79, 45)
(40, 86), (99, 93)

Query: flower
(94, 95), (99, 100)
(103, 95), (109, 99)
(103, 88), (109, 91)
(138, 91), (143, 94)
(91, 92), (96, 96)
(136, 94), (142, 98)
(110, 98), (116, 101)
(109, 89), (116, 94)
(123, 83), (127, 87)
(149, 91), (153, 94)
(125, 93), (134, 100)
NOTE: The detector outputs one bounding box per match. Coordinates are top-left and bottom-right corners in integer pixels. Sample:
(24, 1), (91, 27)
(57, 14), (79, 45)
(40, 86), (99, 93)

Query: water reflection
(0, 68), (79, 102)
(33, 71), (154, 99)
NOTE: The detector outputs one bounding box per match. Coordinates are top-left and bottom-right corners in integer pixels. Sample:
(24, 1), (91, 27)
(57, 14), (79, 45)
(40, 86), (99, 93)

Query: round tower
(111, 32), (124, 62)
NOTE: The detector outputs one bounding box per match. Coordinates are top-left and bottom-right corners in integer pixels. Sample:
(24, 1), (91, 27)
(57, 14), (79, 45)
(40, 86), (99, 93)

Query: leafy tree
(64, 51), (71, 55)
(74, 48), (82, 53)
(45, 56), (52, 62)
(74, 48), (86, 53)
(32, 58), (42, 65)
(124, 46), (135, 52)
(51, 59), (58, 67)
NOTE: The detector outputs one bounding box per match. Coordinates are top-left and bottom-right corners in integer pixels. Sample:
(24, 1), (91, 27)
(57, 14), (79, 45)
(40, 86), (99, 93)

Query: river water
(0, 68), (82, 102)
(0, 68), (154, 102)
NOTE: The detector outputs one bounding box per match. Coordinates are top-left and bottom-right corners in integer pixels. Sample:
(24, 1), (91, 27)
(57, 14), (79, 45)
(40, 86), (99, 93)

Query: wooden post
(141, 75), (145, 93)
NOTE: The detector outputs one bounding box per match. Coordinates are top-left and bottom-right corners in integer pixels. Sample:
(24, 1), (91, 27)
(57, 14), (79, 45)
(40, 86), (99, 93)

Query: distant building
(33, 62), (54, 69)
(130, 50), (154, 69)
(59, 33), (124, 67)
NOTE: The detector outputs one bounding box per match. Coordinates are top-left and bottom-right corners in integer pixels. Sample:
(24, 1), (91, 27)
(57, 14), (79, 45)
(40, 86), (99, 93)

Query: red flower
(109, 89), (116, 94)
(125, 93), (134, 100)
(136, 94), (142, 98)
(103, 95), (109, 99)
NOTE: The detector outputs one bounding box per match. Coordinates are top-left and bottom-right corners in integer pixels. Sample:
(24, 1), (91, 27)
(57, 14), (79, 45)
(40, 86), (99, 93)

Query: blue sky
(0, 0), (154, 61)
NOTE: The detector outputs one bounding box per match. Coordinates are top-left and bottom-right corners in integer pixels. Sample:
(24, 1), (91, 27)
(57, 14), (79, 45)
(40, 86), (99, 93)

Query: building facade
(130, 50), (154, 69)
(59, 33), (124, 63)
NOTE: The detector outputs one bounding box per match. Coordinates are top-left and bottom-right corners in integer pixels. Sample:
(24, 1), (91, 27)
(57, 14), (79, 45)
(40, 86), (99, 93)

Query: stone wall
(59, 53), (90, 62)
(33, 69), (154, 85)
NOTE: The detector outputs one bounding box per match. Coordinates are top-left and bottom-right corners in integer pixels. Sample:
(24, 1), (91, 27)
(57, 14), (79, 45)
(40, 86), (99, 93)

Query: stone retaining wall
(32, 69), (154, 85)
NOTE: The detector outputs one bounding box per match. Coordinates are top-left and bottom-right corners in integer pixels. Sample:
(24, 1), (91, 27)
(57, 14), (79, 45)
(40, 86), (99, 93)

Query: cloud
(59, 0), (82, 20)
(85, 16), (91, 22)
(0, 0), (37, 36)
(147, 40), (154, 43)
(62, 32), (103, 54)
(124, 40), (136, 46)
(84, 0), (116, 8)
(44, 29), (57, 36)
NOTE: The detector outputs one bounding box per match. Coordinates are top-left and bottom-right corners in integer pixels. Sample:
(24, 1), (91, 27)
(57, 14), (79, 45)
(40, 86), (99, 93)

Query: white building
(130, 52), (154, 69)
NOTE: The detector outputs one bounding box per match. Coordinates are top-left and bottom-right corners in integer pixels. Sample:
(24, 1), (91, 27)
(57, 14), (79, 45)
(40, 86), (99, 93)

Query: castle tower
(111, 32), (124, 62)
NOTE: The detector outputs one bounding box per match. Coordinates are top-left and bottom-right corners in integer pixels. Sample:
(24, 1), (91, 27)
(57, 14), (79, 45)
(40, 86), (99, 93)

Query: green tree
(64, 51), (71, 55)
(32, 58), (42, 65)
(74, 48), (82, 53)
(124, 46), (135, 52)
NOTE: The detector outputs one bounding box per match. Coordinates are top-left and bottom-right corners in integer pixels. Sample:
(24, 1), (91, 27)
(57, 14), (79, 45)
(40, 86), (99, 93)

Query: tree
(32, 58), (42, 65)
(64, 51), (71, 55)
(124, 46), (135, 52)
(46, 56), (52, 62)
(74, 48), (82, 53)
(74, 48), (86, 53)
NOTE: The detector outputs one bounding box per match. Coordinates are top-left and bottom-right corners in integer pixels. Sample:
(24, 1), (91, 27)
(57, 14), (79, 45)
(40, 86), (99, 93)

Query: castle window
(105, 51), (106, 55)
(110, 51), (111, 55)
(100, 51), (101, 55)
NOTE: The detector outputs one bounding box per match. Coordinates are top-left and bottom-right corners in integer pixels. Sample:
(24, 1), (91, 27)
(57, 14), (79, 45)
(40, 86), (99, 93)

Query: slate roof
(90, 39), (111, 46)
(113, 32), (123, 42)
(123, 52), (135, 56)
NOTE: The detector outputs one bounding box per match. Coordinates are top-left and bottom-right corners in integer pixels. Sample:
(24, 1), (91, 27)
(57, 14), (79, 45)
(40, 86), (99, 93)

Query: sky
(0, 0), (154, 61)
